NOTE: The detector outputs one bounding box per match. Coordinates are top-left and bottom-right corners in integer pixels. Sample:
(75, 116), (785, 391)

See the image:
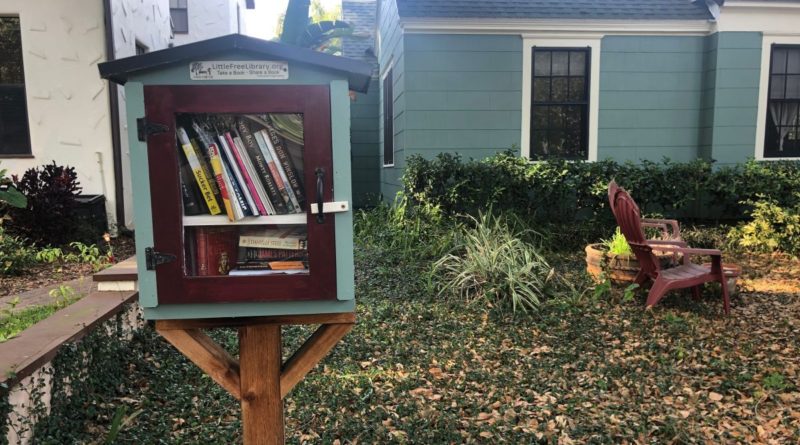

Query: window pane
(172, 9), (189, 33)
(771, 75), (785, 99)
(551, 77), (568, 102)
(532, 130), (547, 155)
(532, 78), (550, 102)
(0, 17), (25, 84)
(568, 77), (585, 101)
(532, 106), (548, 129)
(788, 49), (800, 74)
(569, 51), (586, 76)
(548, 106), (565, 129)
(383, 70), (393, 165)
(0, 17), (31, 155)
(772, 49), (788, 74)
(552, 52), (569, 75)
(533, 51), (551, 76)
(548, 129), (566, 154)
(787, 75), (800, 99)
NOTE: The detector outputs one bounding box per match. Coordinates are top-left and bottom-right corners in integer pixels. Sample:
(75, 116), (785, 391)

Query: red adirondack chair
(607, 180), (682, 241)
(609, 182), (731, 314)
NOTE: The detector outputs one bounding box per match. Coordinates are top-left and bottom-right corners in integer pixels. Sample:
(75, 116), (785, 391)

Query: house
(350, 0), (800, 198)
(0, 0), (253, 232)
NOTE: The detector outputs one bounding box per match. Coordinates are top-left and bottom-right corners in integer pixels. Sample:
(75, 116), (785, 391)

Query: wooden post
(239, 324), (284, 445)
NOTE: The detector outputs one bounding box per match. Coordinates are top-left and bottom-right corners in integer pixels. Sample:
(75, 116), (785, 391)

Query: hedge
(402, 152), (800, 223)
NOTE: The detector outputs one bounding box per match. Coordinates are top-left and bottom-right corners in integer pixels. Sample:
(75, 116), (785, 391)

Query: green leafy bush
(727, 198), (800, 256)
(602, 227), (632, 256)
(0, 225), (36, 276)
(403, 152), (800, 224)
(0, 163), (26, 213)
(432, 213), (555, 313)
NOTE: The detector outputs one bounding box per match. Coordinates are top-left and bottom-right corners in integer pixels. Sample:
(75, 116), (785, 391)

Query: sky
(244, 0), (342, 41)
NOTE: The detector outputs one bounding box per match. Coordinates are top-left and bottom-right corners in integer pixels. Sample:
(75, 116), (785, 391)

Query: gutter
(102, 0), (126, 232)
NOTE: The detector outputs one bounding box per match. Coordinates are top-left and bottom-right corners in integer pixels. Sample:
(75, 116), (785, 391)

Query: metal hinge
(137, 118), (169, 142)
(145, 247), (176, 270)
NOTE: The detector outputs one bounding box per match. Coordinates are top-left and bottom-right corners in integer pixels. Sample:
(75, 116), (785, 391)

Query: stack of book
(186, 226), (308, 276)
(177, 114), (306, 220)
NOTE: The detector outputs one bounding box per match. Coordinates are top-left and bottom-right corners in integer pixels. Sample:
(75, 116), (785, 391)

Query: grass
(0, 286), (80, 342)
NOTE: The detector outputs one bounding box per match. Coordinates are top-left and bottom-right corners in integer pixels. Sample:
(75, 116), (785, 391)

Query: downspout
(103, 0), (126, 233)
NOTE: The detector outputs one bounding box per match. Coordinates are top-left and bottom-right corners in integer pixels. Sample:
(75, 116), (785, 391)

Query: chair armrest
(650, 245), (722, 257)
(646, 240), (688, 247)
(642, 218), (681, 238)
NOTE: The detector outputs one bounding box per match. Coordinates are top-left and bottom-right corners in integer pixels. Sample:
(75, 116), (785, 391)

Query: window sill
(0, 154), (34, 159)
(382, 163), (394, 168)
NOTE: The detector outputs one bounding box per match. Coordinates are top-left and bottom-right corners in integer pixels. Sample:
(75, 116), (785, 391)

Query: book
(259, 128), (302, 212)
(194, 227), (238, 276)
(233, 133), (275, 215)
(253, 130), (295, 213)
(185, 228), (197, 276)
(235, 260), (307, 271)
(264, 119), (306, 209)
(177, 127), (221, 215)
(217, 131), (258, 216)
(190, 138), (222, 205)
(229, 268), (307, 276)
(178, 148), (207, 216)
(235, 118), (288, 214)
(239, 227), (307, 250)
(224, 131), (268, 215)
(238, 246), (306, 261)
(192, 121), (236, 221)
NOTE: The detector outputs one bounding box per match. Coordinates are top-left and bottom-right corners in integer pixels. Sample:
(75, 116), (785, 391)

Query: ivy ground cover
(46, 248), (798, 444)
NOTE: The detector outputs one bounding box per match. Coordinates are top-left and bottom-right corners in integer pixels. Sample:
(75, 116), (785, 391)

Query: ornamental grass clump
(432, 212), (554, 314)
(602, 227), (632, 256)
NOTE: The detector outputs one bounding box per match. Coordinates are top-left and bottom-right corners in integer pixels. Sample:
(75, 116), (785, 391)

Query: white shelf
(183, 214), (307, 226)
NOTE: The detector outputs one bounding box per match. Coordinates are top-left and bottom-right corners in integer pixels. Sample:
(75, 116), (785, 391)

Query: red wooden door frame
(143, 85), (337, 304)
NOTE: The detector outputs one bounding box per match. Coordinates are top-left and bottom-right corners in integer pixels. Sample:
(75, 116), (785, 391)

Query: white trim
(521, 36), (601, 161)
(716, 1), (800, 33)
(401, 18), (712, 36)
(380, 59), (395, 167)
(724, 1), (800, 9)
(754, 35), (800, 160)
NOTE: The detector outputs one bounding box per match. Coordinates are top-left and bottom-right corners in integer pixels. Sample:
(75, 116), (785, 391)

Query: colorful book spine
(233, 134), (275, 215)
(235, 118), (288, 214)
(259, 129), (301, 213)
(177, 127), (221, 215)
(264, 120), (306, 208)
(225, 132), (268, 215)
(218, 132), (258, 216)
(254, 131), (295, 213)
(238, 247), (307, 260)
(178, 151), (206, 216)
(220, 153), (250, 218)
(239, 235), (307, 250)
(192, 122), (236, 221)
(190, 139), (222, 204)
(195, 227), (238, 276)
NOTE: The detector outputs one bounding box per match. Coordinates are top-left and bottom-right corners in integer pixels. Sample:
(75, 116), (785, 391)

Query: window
(170, 0), (188, 34)
(0, 17), (31, 156)
(135, 40), (149, 55)
(764, 45), (800, 158)
(382, 68), (394, 166)
(530, 47), (590, 160)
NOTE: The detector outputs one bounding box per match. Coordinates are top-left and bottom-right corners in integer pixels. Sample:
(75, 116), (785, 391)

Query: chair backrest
(610, 185), (662, 277)
(607, 180), (620, 220)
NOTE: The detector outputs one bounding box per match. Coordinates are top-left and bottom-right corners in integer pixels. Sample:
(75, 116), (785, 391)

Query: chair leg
(719, 273), (731, 315)
(634, 270), (649, 286)
(645, 278), (670, 310)
(691, 286), (701, 301)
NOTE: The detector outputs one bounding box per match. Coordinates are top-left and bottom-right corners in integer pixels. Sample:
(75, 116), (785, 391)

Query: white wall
(112, 0), (172, 228)
(0, 0), (170, 230)
(171, 0), (248, 46)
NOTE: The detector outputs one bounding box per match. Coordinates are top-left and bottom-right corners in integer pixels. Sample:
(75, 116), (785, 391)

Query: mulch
(0, 235), (136, 299)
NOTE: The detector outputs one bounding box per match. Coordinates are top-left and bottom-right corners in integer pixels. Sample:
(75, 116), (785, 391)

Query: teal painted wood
(124, 81), (158, 308)
(599, 36), (706, 161)
(378, 0), (405, 199)
(351, 77), (380, 206)
(707, 32), (762, 164)
(330, 79), (355, 302)
(123, 60), (357, 319)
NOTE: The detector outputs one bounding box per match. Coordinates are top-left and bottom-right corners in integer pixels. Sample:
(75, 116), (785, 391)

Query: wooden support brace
(155, 325), (242, 400)
(280, 323), (354, 399)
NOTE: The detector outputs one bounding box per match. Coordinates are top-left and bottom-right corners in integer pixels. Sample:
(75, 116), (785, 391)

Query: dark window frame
(0, 16), (32, 157)
(529, 46), (591, 161)
(764, 44), (800, 158)
(135, 40), (149, 55)
(170, 0), (189, 34)
(382, 67), (394, 166)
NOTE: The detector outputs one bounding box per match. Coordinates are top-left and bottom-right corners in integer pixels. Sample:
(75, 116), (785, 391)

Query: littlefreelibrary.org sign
(190, 61), (289, 80)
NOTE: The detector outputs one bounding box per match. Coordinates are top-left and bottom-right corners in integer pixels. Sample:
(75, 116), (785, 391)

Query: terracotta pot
(585, 243), (674, 283)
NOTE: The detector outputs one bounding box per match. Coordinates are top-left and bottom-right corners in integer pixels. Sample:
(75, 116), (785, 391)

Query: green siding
(378, 0), (405, 198)
(707, 32), (762, 164)
(351, 77), (380, 206)
(599, 36), (706, 162)
(402, 34), (522, 164)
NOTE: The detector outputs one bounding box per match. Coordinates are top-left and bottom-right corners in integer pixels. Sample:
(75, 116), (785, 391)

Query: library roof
(98, 34), (373, 93)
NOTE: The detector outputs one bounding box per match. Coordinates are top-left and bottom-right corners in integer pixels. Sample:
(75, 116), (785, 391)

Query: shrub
(9, 162), (82, 246)
(0, 225), (36, 276)
(727, 198), (800, 256)
(602, 227), (632, 256)
(0, 163), (26, 214)
(403, 152), (800, 224)
(432, 213), (555, 313)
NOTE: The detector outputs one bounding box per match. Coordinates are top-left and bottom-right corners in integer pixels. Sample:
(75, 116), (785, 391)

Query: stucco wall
(170, 0), (247, 47)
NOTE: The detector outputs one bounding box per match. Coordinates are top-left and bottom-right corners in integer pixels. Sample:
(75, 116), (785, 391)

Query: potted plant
(585, 227), (673, 283)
